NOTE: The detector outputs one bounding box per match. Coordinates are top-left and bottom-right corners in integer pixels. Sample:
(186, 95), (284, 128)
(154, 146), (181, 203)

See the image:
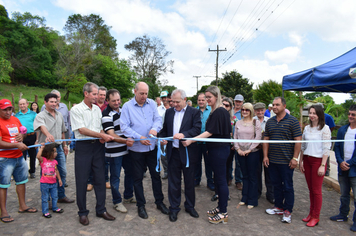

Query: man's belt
(27, 132), (35, 136)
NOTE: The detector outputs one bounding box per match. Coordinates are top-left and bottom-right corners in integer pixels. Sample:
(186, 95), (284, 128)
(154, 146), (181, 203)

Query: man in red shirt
(0, 99), (37, 223)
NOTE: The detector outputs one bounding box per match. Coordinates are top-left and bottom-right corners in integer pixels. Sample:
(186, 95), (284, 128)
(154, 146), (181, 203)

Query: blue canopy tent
(282, 47), (356, 93)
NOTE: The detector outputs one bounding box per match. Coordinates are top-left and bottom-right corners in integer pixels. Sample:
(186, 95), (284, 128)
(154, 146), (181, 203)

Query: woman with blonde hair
(234, 102), (262, 209)
(183, 86), (231, 224)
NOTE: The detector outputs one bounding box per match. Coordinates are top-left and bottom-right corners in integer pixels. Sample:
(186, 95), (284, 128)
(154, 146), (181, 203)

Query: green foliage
(11, 11), (46, 28)
(0, 16), (55, 86)
(0, 57), (13, 83)
(303, 92), (325, 100)
(58, 73), (88, 100)
(161, 85), (177, 94)
(254, 80), (284, 105)
(217, 70), (253, 101)
(64, 14), (117, 58)
(125, 35), (174, 83)
(91, 55), (136, 101)
(0, 5), (8, 18)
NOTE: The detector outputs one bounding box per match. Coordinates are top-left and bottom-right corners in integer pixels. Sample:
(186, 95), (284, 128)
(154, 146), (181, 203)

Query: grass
(0, 84), (83, 111)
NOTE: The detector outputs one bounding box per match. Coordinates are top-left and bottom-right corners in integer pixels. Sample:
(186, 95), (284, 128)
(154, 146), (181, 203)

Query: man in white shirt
(331, 105), (356, 232)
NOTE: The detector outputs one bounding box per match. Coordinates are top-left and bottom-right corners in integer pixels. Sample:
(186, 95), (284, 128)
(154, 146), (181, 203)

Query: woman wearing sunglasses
(234, 103), (262, 209)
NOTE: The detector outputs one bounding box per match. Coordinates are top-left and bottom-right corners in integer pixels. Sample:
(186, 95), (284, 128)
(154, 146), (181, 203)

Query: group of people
(0, 82), (356, 232)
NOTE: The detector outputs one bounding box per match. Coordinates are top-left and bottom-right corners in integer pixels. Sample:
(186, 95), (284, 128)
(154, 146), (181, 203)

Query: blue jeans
(228, 151), (243, 183)
(338, 173), (356, 221)
(56, 146), (67, 199)
(208, 145), (230, 213)
(238, 151), (260, 206)
(0, 156), (28, 188)
(269, 162), (294, 213)
(109, 154), (134, 205)
(70, 130), (76, 150)
(41, 183), (59, 214)
(194, 143), (213, 186)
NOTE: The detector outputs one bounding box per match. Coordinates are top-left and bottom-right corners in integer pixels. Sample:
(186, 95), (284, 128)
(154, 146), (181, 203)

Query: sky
(2, 0), (356, 104)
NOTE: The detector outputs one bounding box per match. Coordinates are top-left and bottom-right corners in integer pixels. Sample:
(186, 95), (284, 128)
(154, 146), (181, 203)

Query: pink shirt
(40, 158), (58, 184)
(233, 119), (262, 152)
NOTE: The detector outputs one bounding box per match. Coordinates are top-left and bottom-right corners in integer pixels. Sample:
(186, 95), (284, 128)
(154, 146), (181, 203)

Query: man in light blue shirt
(120, 82), (168, 219)
(15, 98), (37, 178)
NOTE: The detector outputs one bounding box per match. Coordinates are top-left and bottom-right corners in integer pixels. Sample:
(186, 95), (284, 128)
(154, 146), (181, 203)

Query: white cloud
(265, 47), (301, 64)
(288, 32), (305, 47)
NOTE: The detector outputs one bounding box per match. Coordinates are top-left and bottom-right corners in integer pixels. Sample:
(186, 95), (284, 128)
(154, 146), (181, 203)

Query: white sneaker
(114, 203), (127, 213)
(266, 207), (284, 215)
(281, 210), (292, 223)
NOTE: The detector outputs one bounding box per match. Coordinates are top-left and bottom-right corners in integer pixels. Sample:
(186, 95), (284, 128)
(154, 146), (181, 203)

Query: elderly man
(253, 102), (274, 204)
(264, 97), (302, 224)
(0, 99), (37, 223)
(15, 98), (37, 178)
(102, 89), (135, 213)
(70, 82), (115, 226)
(34, 93), (74, 204)
(330, 104), (356, 232)
(120, 82), (169, 219)
(194, 93), (214, 190)
(159, 89), (201, 222)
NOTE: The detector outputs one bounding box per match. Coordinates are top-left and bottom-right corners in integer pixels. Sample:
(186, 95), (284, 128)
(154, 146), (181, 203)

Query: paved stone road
(1, 152), (355, 236)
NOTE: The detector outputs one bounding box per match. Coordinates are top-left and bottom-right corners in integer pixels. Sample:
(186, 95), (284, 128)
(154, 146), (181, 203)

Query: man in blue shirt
(194, 93), (214, 190)
(232, 94), (244, 190)
(15, 99), (37, 178)
(120, 82), (169, 219)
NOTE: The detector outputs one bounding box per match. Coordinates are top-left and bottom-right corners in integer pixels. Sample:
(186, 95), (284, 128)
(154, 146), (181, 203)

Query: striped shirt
(102, 105), (128, 157)
(264, 113), (302, 164)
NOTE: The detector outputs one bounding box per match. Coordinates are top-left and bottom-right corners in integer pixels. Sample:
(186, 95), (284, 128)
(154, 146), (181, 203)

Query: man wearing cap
(231, 94), (244, 190)
(158, 90), (169, 179)
(253, 102), (274, 204)
(34, 93), (75, 204)
(0, 99), (37, 223)
(15, 99), (37, 179)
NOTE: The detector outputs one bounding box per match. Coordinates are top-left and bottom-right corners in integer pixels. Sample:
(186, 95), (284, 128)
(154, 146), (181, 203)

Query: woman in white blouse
(299, 105), (331, 227)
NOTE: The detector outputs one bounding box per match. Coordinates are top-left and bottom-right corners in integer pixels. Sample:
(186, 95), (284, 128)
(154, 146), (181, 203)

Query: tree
(12, 11), (46, 28)
(218, 70), (253, 101)
(0, 16), (55, 86)
(254, 80), (284, 106)
(303, 92), (325, 101)
(58, 73), (88, 100)
(64, 14), (117, 59)
(161, 85), (177, 94)
(90, 55), (136, 100)
(0, 5), (8, 18)
(124, 35), (174, 85)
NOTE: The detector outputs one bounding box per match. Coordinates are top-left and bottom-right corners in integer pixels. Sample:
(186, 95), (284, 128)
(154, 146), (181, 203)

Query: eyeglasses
(241, 109), (250, 112)
(223, 103), (230, 107)
(348, 112), (356, 117)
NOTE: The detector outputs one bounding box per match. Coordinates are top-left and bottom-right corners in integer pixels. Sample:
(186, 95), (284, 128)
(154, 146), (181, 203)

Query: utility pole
(193, 76), (201, 93)
(209, 45), (226, 85)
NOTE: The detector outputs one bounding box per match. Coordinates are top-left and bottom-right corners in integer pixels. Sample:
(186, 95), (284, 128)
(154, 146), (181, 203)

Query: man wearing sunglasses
(331, 105), (356, 232)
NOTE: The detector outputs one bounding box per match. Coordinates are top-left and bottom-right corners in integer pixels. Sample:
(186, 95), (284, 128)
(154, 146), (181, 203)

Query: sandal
(209, 212), (228, 224)
(43, 213), (52, 218)
(18, 207), (38, 213)
(52, 208), (64, 213)
(0, 215), (14, 223)
(207, 207), (219, 216)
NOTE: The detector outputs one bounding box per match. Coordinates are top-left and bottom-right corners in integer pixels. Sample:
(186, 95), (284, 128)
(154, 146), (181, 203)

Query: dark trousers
(75, 140), (106, 216)
(129, 148), (164, 207)
(226, 147), (234, 183)
(269, 162), (295, 213)
(257, 149), (274, 200)
(22, 134), (37, 174)
(168, 148), (195, 212)
(238, 151), (260, 206)
(194, 143), (213, 186)
(208, 145), (230, 213)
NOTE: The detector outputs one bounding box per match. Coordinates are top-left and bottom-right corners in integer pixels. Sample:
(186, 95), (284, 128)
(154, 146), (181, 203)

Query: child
(37, 143), (64, 218)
